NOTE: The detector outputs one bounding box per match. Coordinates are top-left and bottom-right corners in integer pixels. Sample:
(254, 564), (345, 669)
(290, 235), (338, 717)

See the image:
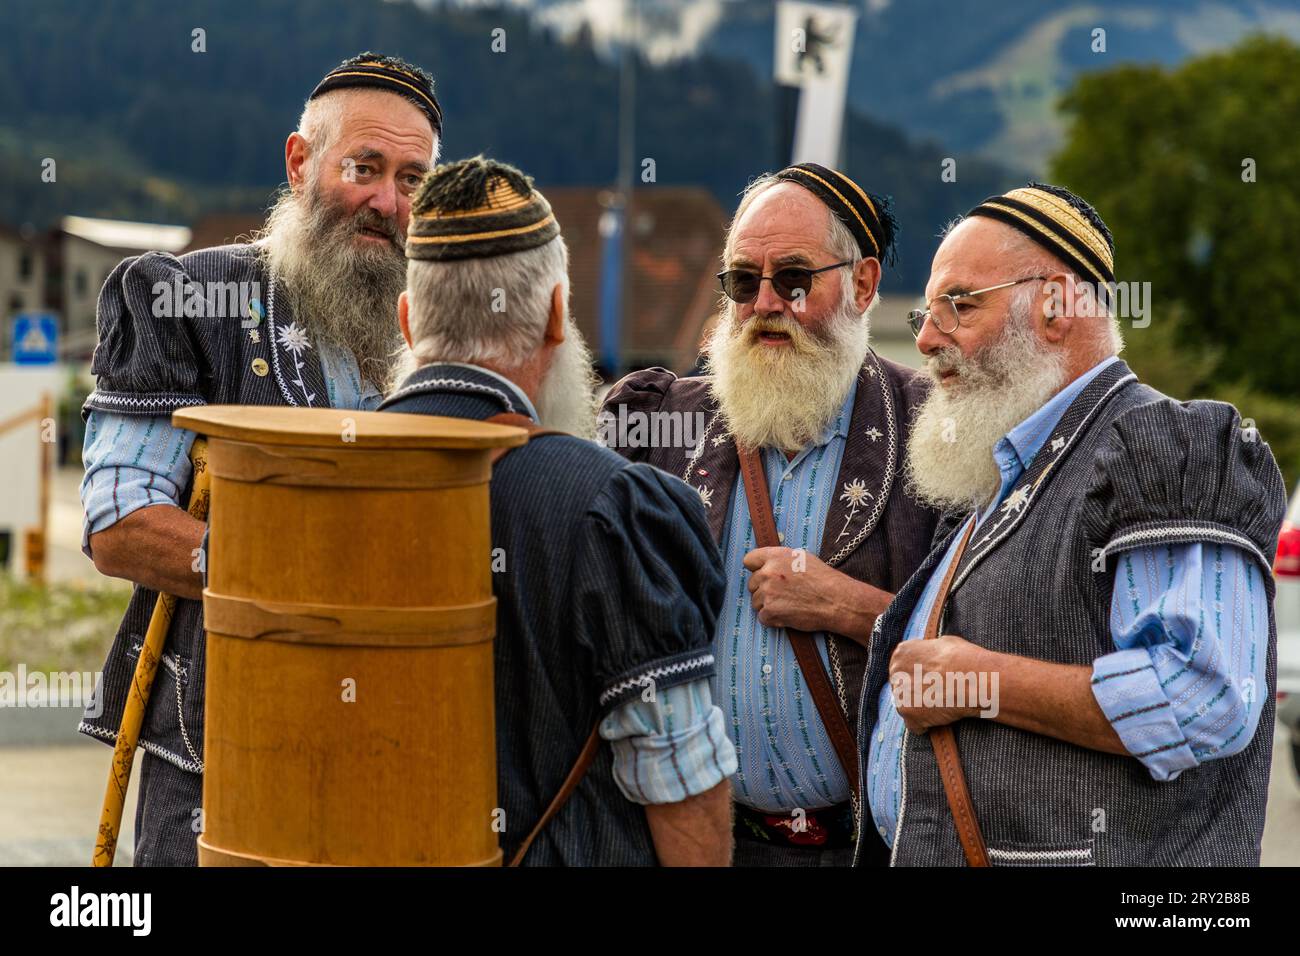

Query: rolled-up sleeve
(571, 461), (725, 712)
(80, 410), (196, 556)
(600, 677), (737, 805)
(1090, 541), (1269, 781)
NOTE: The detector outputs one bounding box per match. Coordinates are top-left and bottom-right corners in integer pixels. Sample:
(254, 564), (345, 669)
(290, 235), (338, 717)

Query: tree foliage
(1052, 35), (1300, 485)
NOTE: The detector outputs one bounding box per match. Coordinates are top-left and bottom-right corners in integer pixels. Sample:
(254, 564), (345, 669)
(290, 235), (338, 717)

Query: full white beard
(903, 307), (1068, 513)
(536, 317), (601, 439)
(705, 294), (870, 454)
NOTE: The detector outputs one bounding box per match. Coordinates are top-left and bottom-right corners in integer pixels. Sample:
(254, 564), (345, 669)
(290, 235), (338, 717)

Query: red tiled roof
(546, 186), (727, 372)
(182, 212), (266, 253)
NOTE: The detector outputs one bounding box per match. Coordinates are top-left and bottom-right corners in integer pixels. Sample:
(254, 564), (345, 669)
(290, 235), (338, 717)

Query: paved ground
(1261, 726), (1300, 866)
(0, 741), (137, 866)
(0, 723), (1294, 867)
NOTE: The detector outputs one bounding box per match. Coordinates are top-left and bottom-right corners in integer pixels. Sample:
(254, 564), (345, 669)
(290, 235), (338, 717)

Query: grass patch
(0, 574), (131, 675)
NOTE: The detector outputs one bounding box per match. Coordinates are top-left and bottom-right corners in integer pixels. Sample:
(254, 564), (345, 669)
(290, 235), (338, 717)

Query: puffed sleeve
(83, 252), (209, 419)
(597, 366), (678, 462)
(570, 460), (724, 713)
(1081, 398), (1286, 574)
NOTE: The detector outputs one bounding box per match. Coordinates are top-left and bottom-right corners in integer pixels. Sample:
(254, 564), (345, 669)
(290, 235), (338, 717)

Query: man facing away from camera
(602, 164), (941, 866)
(861, 183), (1286, 866)
(78, 53), (443, 865)
(381, 156), (736, 865)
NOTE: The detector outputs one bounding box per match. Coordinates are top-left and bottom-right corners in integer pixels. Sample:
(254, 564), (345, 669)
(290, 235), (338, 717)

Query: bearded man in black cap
(861, 184), (1285, 866)
(382, 157), (736, 866)
(78, 53), (442, 865)
(601, 164), (940, 866)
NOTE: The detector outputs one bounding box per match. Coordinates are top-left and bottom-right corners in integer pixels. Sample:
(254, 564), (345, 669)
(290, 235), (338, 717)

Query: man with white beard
(77, 53), (443, 865)
(382, 157), (736, 866)
(861, 184), (1286, 867)
(602, 164), (940, 866)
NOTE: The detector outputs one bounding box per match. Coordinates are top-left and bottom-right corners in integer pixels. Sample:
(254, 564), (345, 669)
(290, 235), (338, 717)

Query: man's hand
(888, 634), (983, 733)
(644, 779), (733, 866)
(88, 504), (206, 600)
(743, 546), (891, 644)
(887, 635), (1128, 756)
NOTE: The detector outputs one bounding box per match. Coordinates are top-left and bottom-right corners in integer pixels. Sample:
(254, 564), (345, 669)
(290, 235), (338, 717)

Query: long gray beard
(384, 316), (601, 440)
(259, 182), (407, 390)
(705, 295), (869, 454)
(903, 309), (1068, 513)
(535, 318), (601, 439)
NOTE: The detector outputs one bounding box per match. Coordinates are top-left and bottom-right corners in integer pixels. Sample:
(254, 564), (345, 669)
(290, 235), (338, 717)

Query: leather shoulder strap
(737, 445), (860, 798)
(485, 412), (564, 463)
(921, 517), (990, 867)
(508, 725), (601, 867)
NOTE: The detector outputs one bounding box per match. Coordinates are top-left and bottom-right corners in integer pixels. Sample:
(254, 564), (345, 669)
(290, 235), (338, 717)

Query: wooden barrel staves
(172, 406), (527, 867)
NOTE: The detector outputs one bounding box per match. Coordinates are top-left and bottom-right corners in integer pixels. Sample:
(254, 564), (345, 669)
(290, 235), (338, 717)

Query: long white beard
(536, 317), (601, 439)
(259, 180), (407, 390)
(705, 294), (870, 454)
(903, 307), (1068, 513)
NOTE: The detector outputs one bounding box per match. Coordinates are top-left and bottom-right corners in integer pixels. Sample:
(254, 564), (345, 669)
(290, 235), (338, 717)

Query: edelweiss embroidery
(836, 478), (873, 540)
(275, 321), (316, 406)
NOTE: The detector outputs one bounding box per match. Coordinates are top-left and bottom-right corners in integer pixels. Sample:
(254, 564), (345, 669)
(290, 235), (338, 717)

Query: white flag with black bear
(774, 0), (858, 167)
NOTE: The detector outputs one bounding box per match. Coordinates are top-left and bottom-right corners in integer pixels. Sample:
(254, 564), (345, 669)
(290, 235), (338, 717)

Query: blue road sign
(11, 313), (58, 365)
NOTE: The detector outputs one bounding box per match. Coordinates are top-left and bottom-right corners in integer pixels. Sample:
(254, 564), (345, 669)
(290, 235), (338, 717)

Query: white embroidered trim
(681, 411), (721, 480)
(266, 275), (316, 407)
(827, 353), (896, 567)
(1104, 525), (1271, 574)
(87, 392), (206, 410)
(987, 846), (1093, 864)
(78, 721), (204, 775)
(384, 376), (518, 413)
(598, 654), (715, 707)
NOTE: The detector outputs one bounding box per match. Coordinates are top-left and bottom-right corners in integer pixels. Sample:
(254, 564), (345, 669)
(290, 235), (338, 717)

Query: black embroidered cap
(772, 163), (898, 265)
(309, 52), (443, 138)
(406, 156), (560, 261)
(966, 182), (1115, 289)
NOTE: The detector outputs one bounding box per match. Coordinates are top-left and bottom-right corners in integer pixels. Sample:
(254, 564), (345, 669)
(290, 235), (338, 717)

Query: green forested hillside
(0, 0), (1018, 289)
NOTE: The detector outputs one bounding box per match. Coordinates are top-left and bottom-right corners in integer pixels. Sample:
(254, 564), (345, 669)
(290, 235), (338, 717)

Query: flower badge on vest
(837, 478), (873, 540)
(275, 321), (316, 406)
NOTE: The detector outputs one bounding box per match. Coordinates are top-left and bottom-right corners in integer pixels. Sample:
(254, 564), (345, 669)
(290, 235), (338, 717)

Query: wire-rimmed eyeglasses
(906, 275), (1048, 338)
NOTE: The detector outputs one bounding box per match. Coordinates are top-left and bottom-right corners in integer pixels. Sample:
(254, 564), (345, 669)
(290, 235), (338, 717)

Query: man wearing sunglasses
(859, 183), (1285, 866)
(602, 163), (940, 866)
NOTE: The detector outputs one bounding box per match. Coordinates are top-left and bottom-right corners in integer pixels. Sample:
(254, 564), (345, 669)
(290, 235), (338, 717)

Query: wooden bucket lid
(174, 405), (527, 450)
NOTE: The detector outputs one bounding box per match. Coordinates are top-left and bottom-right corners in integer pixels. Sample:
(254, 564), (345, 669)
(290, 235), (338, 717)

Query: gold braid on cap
(967, 183), (1115, 290)
(406, 156), (559, 261)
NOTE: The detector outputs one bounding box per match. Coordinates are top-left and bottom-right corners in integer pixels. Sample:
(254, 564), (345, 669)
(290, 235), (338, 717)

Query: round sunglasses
(716, 260), (851, 304)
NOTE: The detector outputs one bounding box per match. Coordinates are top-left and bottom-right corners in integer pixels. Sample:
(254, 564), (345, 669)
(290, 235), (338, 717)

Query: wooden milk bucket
(172, 406), (526, 866)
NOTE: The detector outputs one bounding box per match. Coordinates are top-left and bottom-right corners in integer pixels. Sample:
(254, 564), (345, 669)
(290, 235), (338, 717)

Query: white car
(1274, 481), (1300, 779)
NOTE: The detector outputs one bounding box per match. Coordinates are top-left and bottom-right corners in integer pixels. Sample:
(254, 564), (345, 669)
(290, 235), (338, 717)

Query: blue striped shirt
(600, 677), (737, 804)
(715, 376), (858, 812)
(867, 357), (1270, 844)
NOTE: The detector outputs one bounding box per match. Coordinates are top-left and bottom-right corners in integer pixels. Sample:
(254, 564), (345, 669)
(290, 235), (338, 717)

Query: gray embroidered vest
(80, 243), (334, 772)
(858, 360), (1286, 866)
